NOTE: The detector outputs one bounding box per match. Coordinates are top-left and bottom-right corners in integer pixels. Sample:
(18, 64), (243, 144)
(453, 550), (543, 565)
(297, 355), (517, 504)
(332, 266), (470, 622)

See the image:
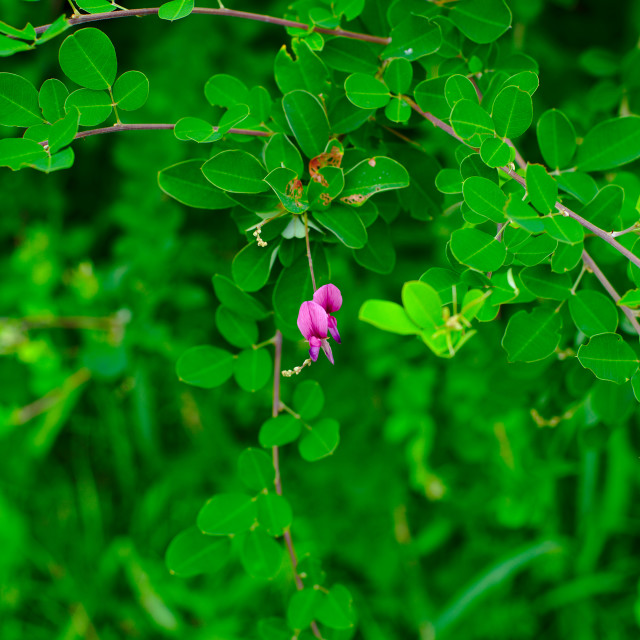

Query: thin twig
(581, 250), (640, 334)
(270, 331), (323, 639)
(9, 368), (91, 426)
(38, 122), (270, 148)
(31, 7), (390, 44)
(611, 223), (640, 237)
(304, 213), (317, 292)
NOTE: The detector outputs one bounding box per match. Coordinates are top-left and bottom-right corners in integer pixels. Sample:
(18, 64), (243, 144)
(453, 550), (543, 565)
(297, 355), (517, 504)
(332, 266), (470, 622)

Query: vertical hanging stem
(269, 330), (323, 639)
(304, 213), (317, 292)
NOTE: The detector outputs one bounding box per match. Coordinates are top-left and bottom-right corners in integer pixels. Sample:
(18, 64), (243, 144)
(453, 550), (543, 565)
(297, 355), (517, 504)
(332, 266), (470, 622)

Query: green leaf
(0, 35), (33, 57)
(512, 233), (557, 266)
(248, 85), (272, 123)
(240, 530), (282, 579)
(215, 306), (258, 349)
(520, 266), (571, 300)
(492, 86), (532, 138)
(402, 281), (442, 330)
(384, 97), (412, 123)
(536, 109), (576, 171)
(462, 176), (507, 223)
(0, 20), (36, 40)
(176, 345), (235, 388)
(502, 307), (562, 362)
(263, 132), (303, 175)
(74, 0), (116, 12)
(158, 160), (233, 210)
(359, 300), (420, 335)
(274, 40), (330, 97)
(259, 415), (301, 448)
(569, 290), (619, 336)
(158, 0), (194, 21)
(265, 167), (308, 214)
(382, 16), (442, 61)
(31, 147), (74, 173)
(48, 106), (78, 153)
(341, 156), (409, 205)
(578, 333), (638, 384)
(505, 194), (544, 233)
(344, 73), (390, 110)
(526, 164), (558, 214)
(23, 123), (51, 143)
(436, 168), (462, 194)
(450, 99), (495, 146)
(234, 348), (272, 392)
(39, 78), (68, 124)
(174, 117), (219, 143)
(197, 493), (257, 535)
(313, 206), (367, 248)
(65, 88), (112, 126)
(450, 0), (512, 44)
(292, 380), (324, 420)
(445, 74), (478, 108)
(257, 494), (292, 537)
(353, 219), (396, 274)
(165, 526), (231, 577)
(232, 242), (278, 293)
(580, 184), (624, 229)
(577, 116), (640, 171)
(202, 150), (268, 194)
(618, 289), (640, 308)
(551, 241), (583, 273)
(0, 73), (43, 126)
(205, 74), (249, 108)
(0, 138), (48, 171)
(542, 215), (584, 245)
(238, 448), (275, 492)
(501, 71), (539, 95)
(385, 58), (413, 94)
(112, 70), (148, 111)
(212, 274), (268, 320)
(321, 38), (379, 75)
(58, 28), (117, 90)
(317, 585), (356, 630)
(414, 76), (450, 120)
(450, 228), (506, 272)
(282, 90), (330, 158)
(299, 419), (340, 461)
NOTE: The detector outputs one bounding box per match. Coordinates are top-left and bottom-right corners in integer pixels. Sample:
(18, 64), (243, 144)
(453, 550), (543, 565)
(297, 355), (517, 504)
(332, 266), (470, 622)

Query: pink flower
(297, 301), (334, 364)
(313, 284), (342, 343)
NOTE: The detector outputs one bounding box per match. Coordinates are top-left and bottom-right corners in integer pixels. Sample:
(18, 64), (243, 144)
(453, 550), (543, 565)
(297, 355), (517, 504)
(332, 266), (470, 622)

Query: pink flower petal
(297, 301), (328, 340)
(321, 339), (334, 365)
(308, 336), (321, 362)
(313, 284), (342, 313)
(327, 315), (341, 344)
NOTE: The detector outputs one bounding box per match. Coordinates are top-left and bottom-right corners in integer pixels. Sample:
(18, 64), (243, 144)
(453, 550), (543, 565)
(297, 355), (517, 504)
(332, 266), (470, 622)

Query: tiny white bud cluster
(281, 358), (312, 377)
(253, 225), (268, 248)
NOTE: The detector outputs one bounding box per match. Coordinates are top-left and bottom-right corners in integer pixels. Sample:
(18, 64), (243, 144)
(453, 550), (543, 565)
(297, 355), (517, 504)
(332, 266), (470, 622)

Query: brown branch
(581, 250), (640, 334)
(38, 122), (270, 148)
(270, 330), (323, 639)
(9, 368), (91, 426)
(33, 7), (390, 44)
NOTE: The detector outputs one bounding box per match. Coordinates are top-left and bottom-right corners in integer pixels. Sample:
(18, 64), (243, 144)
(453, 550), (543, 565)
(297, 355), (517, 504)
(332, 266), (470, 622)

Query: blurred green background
(2, 1), (640, 638)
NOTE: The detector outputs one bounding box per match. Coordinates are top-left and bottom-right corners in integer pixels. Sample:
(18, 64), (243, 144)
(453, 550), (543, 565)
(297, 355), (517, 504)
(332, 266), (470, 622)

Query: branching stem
(33, 7), (391, 44)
